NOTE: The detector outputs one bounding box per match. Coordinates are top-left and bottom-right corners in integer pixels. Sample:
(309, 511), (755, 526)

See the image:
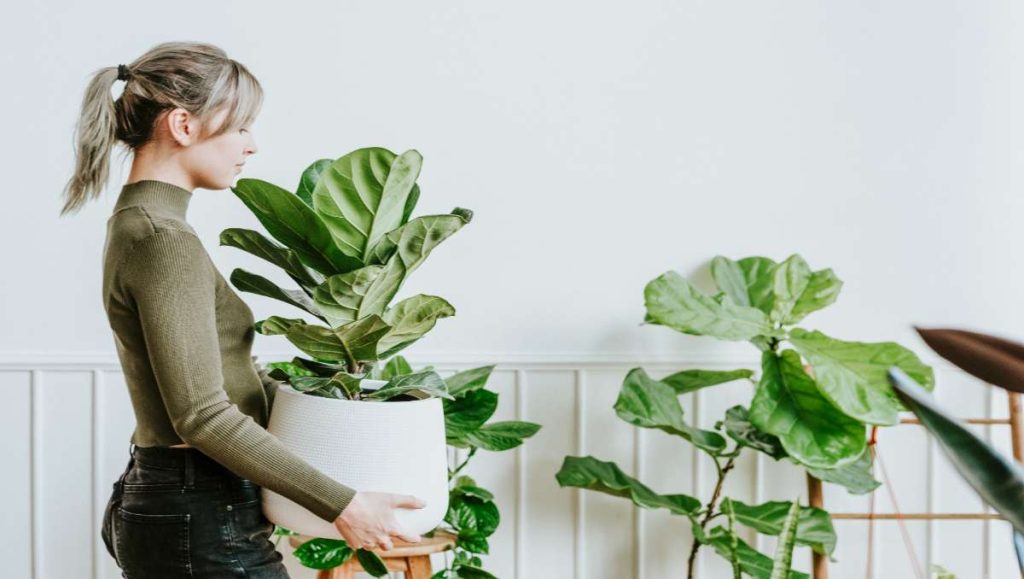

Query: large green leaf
(615, 368), (727, 453)
(749, 350), (865, 468)
(720, 498), (837, 555)
(378, 294), (456, 358)
(703, 527), (808, 579)
(231, 178), (362, 275)
(555, 455), (700, 514)
(255, 315), (307, 336)
(889, 368), (1024, 533)
(644, 271), (773, 341)
(721, 405), (787, 460)
(312, 148), (422, 261)
(710, 256), (779, 316)
(313, 265), (386, 327)
(789, 328), (935, 426)
(805, 447), (881, 495)
(464, 421), (541, 451)
(661, 368), (754, 394)
(219, 228), (323, 289)
(770, 255), (811, 325)
(229, 269), (323, 318)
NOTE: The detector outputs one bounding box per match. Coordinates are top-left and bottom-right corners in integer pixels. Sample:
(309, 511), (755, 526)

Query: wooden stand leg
(406, 555), (433, 579)
(317, 565), (355, 579)
(807, 473), (828, 579)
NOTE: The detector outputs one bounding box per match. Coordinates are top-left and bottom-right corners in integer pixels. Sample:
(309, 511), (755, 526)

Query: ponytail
(59, 66), (122, 217)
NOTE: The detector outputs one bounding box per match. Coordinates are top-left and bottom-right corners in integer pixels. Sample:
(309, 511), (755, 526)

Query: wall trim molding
(0, 350), (960, 372)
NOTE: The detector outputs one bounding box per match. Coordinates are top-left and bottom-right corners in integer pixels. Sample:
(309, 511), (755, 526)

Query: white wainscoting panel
(0, 355), (1016, 578)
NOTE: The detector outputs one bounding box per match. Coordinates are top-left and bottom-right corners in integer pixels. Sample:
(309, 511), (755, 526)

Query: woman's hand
(332, 491), (426, 551)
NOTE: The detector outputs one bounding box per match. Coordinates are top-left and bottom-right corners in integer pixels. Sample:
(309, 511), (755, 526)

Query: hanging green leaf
(445, 389), (499, 442)
(749, 350), (865, 468)
(219, 228), (322, 289)
(292, 538), (354, 569)
(615, 368), (727, 453)
(555, 455), (700, 515)
(229, 268), (324, 318)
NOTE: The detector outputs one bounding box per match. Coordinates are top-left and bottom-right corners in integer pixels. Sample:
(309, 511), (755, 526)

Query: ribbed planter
(260, 379), (450, 538)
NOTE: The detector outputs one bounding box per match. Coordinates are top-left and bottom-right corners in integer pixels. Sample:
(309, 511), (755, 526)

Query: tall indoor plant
(556, 254), (935, 578)
(222, 146), (472, 542)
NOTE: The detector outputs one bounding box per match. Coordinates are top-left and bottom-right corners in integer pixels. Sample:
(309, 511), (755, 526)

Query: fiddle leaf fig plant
(221, 147), (472, 401)
(557, 254), (934, 578)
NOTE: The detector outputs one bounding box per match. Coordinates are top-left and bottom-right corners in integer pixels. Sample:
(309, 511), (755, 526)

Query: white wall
(4, 0), (1022, 577)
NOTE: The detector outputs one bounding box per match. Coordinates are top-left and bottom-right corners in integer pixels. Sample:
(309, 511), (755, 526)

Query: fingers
(392, 494), (427, 509)
(394, 528), (422, 543)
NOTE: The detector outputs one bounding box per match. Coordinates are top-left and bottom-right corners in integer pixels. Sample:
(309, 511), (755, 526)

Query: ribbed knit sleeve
(122, 229), (357, 522)
(252, 355), (282, 410)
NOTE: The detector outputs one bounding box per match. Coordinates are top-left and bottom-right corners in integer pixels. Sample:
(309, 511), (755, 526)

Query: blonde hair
(59, 41), (263, 216)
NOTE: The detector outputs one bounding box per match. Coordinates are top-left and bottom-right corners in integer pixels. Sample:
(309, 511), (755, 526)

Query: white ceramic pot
(260, 379), (450, 538)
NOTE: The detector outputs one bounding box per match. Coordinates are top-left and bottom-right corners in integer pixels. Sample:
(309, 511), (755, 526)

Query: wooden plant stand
(288, 531), (457, 579)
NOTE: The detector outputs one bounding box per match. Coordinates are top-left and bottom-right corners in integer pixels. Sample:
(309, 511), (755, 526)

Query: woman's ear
(164, 107), (198, 146)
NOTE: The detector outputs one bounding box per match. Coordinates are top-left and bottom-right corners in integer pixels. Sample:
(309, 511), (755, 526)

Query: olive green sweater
(102, 179), (356, 522)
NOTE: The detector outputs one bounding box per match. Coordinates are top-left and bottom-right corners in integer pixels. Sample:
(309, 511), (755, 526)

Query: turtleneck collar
(113, 180), (194, 220)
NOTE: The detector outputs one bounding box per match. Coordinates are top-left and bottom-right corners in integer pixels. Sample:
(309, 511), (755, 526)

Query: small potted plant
(221, 147), (471, 539)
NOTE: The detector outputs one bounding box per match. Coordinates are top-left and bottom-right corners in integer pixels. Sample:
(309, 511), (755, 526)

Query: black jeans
(101, 443), (290, 578)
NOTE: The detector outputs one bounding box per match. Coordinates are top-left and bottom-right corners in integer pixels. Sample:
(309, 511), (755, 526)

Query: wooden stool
(288, 531), (457, 578)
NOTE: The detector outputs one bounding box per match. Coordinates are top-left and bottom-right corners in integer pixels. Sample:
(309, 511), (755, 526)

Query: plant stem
(687, 455), (737, 579)
(448, 447), (478, 479)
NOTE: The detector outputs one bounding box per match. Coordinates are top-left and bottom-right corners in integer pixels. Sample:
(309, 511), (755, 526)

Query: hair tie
(116, 64), (130, 81)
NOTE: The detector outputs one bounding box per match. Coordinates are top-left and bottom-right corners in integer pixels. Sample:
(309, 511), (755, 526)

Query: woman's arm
(122, 228), (356, 522)
(251, 355), (280, 409)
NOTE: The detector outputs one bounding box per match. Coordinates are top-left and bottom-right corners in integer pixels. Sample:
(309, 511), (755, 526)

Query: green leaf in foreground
(555, 455), (700, 515)
(464, 421), (541, 451)
(749, 350), (865, 468)
(889, 368), (1024, 533)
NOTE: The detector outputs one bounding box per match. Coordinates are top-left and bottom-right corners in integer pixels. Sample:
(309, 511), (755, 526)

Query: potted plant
(556, 254), (935, 577)
(221, 147), (471, 540)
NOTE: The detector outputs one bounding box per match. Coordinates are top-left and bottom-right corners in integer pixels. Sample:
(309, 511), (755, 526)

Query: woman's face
(172, 106), (258, 191)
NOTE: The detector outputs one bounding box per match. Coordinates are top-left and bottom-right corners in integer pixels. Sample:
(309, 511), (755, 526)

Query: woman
(60, 41), (424, 578)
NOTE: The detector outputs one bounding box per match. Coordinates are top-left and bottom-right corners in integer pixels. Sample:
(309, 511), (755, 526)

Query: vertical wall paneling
(0, 357), (1015, 579)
